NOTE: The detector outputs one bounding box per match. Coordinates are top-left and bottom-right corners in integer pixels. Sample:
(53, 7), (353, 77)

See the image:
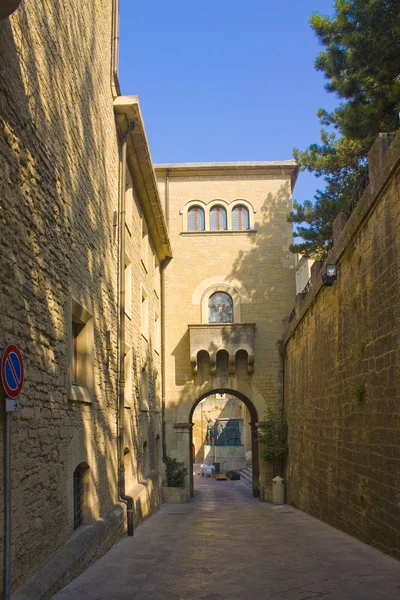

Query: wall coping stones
(11, 505), (124, 600)
(285, 131), (400, 341)
(154, 161), (299, 191)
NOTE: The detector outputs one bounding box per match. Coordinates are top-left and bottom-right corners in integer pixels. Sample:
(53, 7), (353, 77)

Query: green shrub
(258, 408), (288, 476)
(163, 456), (188, 488)
(354, 383), (367, 403)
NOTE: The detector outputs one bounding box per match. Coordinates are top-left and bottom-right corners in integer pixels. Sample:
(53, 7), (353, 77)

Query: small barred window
(73, 462), (90, 530)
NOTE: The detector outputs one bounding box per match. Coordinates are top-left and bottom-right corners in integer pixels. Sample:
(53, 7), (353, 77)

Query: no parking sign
(1, 344), (24, 407)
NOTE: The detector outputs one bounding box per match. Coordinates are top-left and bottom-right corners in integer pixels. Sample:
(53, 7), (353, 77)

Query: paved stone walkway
(53, 477), (400, 600)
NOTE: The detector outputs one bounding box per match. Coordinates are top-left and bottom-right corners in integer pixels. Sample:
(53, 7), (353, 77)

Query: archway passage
(189, 389), (259, 498)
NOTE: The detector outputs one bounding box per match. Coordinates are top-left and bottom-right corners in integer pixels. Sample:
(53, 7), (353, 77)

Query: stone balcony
(188, 323), (256, 375)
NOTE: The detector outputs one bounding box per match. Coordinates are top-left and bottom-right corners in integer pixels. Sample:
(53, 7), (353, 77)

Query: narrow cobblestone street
(52, 477), (400, 600)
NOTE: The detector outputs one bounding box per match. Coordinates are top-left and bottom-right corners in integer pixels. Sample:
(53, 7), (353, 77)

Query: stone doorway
(189, 389), (259, 497)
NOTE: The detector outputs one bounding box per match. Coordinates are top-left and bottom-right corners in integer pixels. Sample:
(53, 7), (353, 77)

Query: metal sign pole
(4, 410), (11, 600)
(1, 344), (24, 600)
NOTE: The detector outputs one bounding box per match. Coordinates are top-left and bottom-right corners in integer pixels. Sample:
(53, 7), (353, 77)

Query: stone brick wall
(124, 176), (163, 494)
(0, 2), (164, 596)
(284, 135), (400, 558)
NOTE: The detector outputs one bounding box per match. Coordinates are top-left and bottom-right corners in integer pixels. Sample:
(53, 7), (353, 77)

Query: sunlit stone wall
(285, 134), (400, 558)
(0, 2), (163, 596)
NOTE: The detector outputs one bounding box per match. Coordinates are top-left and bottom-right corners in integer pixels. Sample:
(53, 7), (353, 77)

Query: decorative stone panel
(189, 323), (256, 375)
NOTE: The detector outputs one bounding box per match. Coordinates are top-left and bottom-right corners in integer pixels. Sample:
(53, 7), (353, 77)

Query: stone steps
(239, 466), (252, 488)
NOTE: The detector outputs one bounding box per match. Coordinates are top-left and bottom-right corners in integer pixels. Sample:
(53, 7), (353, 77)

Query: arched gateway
(189, 389), (260, 497)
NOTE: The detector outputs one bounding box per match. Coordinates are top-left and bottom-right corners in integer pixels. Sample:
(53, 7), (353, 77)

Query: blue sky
(119, 1), (338, 204)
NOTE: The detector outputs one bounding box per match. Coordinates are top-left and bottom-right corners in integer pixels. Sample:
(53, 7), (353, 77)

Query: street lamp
(323, 264), (337, 286)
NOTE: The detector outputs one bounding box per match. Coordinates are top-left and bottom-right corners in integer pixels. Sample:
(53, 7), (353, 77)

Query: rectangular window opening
(141, 286), (149, 340)
(125, 256), (132, 318)
(70, 300), (94, 402)
(141, 216), (149, 271)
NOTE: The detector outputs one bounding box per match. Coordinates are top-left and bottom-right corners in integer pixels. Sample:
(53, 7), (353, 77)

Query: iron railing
(345, 108), (400, 220)
(344, 168), (370, 219)
(287, 110), (400, 327)
(300, 277), (312, 300)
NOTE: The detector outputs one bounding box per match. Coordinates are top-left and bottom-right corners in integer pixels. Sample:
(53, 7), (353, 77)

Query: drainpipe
(118, 120), (135, 535)
(111, 0), (120, 97)
(161, 169), (170, 460)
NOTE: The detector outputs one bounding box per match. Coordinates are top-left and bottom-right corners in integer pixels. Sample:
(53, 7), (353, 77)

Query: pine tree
(290, 0), (400, 257)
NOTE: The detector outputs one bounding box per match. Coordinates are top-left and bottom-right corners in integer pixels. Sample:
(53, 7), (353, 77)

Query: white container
(271, 476), (285, 505)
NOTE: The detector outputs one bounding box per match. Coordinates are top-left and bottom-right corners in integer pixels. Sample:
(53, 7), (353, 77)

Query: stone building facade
(0, 2), (171, 598)
(156, 162), (297, 498)
(284, 133), (400, 558)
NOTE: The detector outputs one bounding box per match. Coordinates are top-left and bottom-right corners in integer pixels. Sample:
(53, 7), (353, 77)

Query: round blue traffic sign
(1, 345), (24, 399)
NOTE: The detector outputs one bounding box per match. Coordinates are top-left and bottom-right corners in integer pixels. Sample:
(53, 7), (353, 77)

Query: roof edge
(154, 160), (297, 170)
(114, 96), (172, 262)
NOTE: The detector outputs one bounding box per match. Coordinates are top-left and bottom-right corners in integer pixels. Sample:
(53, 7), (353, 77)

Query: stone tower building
(155, 162), (297, 497)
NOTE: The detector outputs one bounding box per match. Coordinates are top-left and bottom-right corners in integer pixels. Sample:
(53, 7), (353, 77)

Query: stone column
(250, 421), (260, 498)
(173, 422), (193, 499)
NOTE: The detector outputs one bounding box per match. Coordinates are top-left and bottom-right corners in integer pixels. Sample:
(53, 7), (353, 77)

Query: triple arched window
(185, 201), (252, 232)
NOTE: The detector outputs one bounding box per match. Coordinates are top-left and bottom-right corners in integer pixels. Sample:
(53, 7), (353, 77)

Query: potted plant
(162, 457), (190, 503)
(258, 408), (288, 476)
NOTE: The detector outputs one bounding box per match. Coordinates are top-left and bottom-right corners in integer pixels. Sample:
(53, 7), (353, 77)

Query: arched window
(188, 206), (205, 231)
(208, 292), (233, 323)
(73, 462), (90, 530)
(210, 206), (227, 231)
(232, 205), (250, 230)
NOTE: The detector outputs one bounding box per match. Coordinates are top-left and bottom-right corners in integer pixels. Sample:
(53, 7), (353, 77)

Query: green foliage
(354, 383), (367, 403)
(258, 409), (288, 467)
(163, 456), (188, 488)
(276, 337), (287, 360)
(289, 0), (400, 257)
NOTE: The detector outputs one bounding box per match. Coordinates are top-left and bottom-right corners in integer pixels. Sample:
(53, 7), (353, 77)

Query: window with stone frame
(232, 205), (250, 230)
(210, 205), (227, 231)
(141, 285), (149, 339)
(70, 300), (93, 396)
(142, 441), (149, 474)
(124, 345), (132, 405)
(141, 216), (149, 270)
(208, 292), (233, 323)
(154, 311), (161, 354)
(154, 254), (161, 298)
(141, 365), (149, 411)
(188, 206), (205, 231)
(124, 255), (132, 318)
(125, 167), (133, 234)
